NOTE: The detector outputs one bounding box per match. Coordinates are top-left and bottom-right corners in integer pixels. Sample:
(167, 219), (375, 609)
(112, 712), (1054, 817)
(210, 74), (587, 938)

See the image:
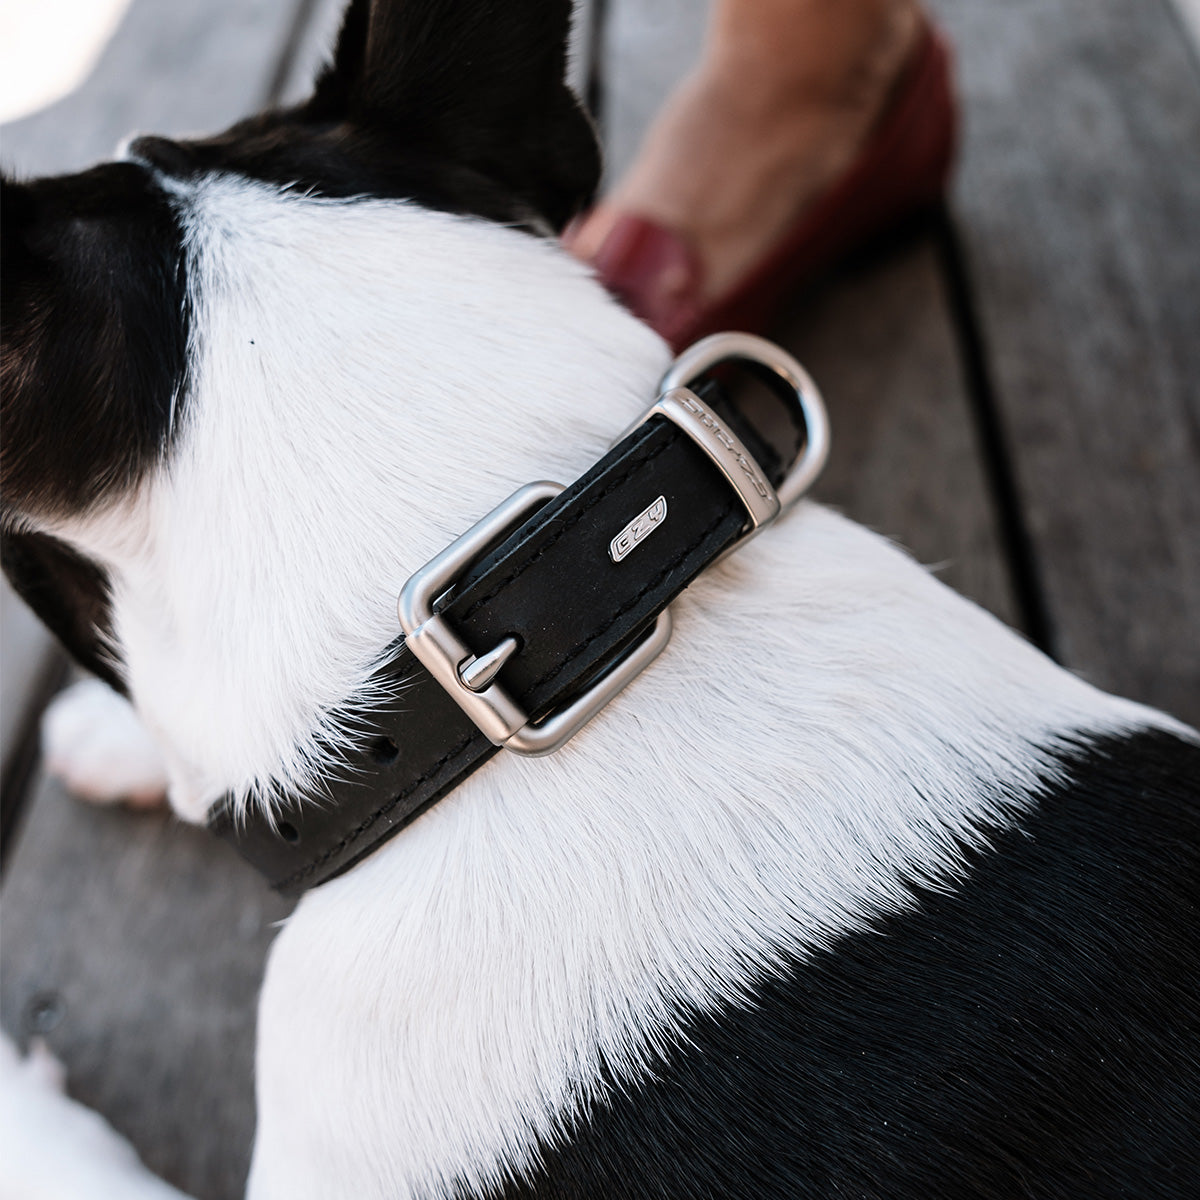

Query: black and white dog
(1, 2), (1197, 1197)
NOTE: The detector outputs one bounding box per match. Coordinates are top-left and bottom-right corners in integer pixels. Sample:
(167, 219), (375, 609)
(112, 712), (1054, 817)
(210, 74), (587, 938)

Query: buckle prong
(458, 636), (520, 693)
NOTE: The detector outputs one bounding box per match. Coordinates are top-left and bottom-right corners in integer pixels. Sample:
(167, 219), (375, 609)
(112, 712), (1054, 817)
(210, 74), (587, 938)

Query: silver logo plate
(609, 495), (668, 563)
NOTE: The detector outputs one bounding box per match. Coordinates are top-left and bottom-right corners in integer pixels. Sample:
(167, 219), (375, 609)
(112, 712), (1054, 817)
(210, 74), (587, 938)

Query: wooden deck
(2, 1), (1197, 1195)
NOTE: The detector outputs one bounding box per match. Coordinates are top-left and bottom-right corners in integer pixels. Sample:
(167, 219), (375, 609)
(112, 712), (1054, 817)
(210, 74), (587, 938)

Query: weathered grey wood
(780, 243), (1018, 625)
(0, 585), (59, 799)
(602, 0), (1018, 624)
(927, 0), (1200, 725)
(1, 776), (292, 1199)
(275, 0), (345, 106)
(1, 2), (312, 1197)
(602, 0), (706, 185)
(0, 0), (302, 177)
(1171, 0), (1200, 51)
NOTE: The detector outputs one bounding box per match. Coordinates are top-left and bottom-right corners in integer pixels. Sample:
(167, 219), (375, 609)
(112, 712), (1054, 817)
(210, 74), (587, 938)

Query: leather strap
(208, 372), (803, 893)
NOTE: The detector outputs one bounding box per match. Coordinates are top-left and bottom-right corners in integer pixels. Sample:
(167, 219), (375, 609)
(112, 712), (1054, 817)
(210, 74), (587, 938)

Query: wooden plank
(0, 585), (59, 819)
(0, 0), (304, 177)
(1171, 0), (1200, 50)
(601, 0), (705, 185)
(275, 0), (345, 106)
(927, 0), (1200, 726)
(602, 0), (1018, 624)
(0, 774), (292, 1199)
(778, 240), (1018, 625)
(1, 2), (310, 1196)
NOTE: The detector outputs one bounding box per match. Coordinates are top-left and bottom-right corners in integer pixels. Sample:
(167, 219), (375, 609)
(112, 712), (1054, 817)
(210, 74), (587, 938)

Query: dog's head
(1, 0), (668, 816)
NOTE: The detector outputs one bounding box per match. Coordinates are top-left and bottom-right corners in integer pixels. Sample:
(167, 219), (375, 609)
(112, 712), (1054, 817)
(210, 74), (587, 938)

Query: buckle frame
(398, 334), (826, 758)
(630, 332), (830, 553)
(397, 482), (673, 757)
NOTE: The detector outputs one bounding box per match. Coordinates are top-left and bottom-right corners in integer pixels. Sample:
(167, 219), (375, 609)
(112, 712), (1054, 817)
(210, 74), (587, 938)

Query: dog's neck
(52, 174), (670, 818)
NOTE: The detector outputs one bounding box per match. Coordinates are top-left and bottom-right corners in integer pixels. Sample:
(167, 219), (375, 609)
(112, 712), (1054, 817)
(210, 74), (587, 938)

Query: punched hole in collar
(369, 736), (400, 765)
(278, 821), (301, 844)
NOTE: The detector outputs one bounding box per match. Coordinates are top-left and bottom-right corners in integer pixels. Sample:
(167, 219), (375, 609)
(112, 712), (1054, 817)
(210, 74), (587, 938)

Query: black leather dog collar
(208, 334), (829, 894)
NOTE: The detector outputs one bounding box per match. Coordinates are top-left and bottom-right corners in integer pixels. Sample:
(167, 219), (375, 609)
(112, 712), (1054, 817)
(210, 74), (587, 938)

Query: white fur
(0, 1035), (188, 1200)
(40, 177), (1184, 1199)
(42, 678), (168, 806)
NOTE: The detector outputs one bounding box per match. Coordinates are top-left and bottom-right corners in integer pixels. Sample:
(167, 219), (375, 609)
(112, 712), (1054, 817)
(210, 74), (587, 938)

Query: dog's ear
(304, 0), (600, 229)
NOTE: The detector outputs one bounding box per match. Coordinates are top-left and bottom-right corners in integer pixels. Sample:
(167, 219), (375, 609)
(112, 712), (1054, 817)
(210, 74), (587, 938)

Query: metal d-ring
(398, 482), (673, 757)
(659, 332), (831, 513)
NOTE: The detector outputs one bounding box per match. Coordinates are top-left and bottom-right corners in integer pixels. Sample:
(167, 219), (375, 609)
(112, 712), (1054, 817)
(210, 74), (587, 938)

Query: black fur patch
(128, 0), (600, 232)
(0, 531), (123, 692)
(477, 729), (1200, 1200)
(1, 164), (189, 517)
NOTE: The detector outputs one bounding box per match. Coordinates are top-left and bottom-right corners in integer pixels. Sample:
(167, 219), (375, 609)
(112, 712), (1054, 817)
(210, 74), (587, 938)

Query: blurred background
(0, 0), (135, 123)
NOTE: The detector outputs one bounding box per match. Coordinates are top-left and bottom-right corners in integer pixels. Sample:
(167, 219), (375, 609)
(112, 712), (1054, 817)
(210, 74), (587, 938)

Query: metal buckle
(397, 482), (673, 757)
(627, 332), (830, 553)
